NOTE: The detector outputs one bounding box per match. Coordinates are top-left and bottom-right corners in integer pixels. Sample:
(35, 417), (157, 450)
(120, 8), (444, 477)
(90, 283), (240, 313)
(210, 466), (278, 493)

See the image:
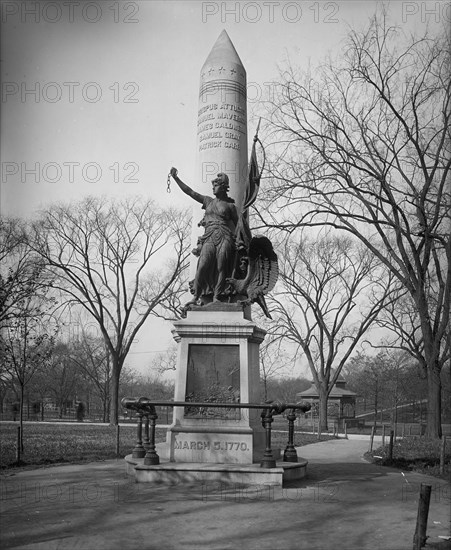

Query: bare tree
(346, 351), (394, 427)
(344, 352), (384, 423)
(122, 372), (174, 401)
(264, 376), (311, 404)
(345, 350), (428, 426)
(259, 337), (293, 401)
(375, 288), (426, 364)
(0, 219), (57, 440)
(0, 218), (49, 331)
(32, 196), (191, 424)
(150, 344), (178, 376)
(39, 342), (79, 419)
(67, 327), (113, 423)
(267, 230), (394, 432)
(0, 295), (55, 450)
(261, 12), (450, 437)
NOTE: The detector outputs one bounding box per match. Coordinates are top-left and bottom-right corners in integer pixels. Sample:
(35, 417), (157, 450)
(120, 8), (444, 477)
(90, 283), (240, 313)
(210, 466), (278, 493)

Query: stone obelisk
(191, 30), (248, 268)
(125, 31), (307, 485)
(197, 29), (248, 202)
(161, 31), (266, 465)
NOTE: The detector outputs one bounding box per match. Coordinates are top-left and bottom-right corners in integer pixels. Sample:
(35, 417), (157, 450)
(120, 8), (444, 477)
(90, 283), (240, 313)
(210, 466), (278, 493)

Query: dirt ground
(1, 438), (450, 550)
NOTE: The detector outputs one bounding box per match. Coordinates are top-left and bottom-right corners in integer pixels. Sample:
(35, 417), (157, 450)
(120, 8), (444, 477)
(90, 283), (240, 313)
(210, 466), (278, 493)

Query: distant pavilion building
(296, 372), (357, 419)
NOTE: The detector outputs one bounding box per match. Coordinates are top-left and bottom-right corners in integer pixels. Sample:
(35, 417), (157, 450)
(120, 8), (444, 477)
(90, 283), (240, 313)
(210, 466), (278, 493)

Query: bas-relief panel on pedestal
(185, 344), (240, 420)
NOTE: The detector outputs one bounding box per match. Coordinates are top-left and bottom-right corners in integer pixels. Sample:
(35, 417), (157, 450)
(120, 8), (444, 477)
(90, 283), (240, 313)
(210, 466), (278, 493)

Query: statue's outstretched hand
(170, 167), (178, 178)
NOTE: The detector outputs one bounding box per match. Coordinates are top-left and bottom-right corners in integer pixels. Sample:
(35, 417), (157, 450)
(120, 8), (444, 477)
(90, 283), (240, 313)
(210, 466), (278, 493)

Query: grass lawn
(365, 436), (451, 480)
(0, 422), (335, 470)
(0, 423), (166, 469)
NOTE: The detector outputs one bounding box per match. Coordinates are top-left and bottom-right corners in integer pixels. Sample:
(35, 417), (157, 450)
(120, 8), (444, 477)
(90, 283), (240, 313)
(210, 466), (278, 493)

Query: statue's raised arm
(170, 167), (205, 205)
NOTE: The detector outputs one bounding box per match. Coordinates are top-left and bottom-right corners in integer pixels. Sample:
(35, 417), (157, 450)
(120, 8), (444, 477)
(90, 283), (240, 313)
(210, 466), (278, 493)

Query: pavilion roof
(297, 384), (357, 399)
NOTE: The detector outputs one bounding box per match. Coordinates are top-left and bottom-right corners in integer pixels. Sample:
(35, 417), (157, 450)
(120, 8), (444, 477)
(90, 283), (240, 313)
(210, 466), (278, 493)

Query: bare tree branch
(260, 12), (450, 437)
(30, 196), (191, 424)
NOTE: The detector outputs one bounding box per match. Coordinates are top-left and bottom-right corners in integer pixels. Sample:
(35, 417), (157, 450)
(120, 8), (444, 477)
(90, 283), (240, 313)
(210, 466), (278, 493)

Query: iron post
(283, 408), (298, 462)
(144, 406), (160, 465)
(132, 411), (146, 459)
(260, 407), (277, 468)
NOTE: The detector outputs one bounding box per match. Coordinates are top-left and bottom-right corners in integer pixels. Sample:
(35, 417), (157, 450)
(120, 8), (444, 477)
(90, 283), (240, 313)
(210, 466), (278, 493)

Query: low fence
(343, 421), (451, 437)
(0, 405), (173, 424)
(121, 397), (311, 468)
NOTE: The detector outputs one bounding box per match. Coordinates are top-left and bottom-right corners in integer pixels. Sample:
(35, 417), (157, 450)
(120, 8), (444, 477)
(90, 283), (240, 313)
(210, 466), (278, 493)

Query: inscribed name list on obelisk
(197, 30), (248, 212)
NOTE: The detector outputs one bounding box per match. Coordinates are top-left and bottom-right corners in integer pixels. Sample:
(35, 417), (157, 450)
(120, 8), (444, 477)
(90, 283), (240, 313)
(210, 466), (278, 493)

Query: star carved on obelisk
(208, 67), (215, 75)
(230, 68), (237, 75)
(218, 66), (225, 73)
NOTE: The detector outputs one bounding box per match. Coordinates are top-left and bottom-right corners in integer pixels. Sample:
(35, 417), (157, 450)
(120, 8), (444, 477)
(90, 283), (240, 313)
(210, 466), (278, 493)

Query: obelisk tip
(203, 29), (244, 68)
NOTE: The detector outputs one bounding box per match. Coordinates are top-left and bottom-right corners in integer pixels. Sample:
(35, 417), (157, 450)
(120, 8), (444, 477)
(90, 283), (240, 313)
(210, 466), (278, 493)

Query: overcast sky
(1, 0), (446, 376)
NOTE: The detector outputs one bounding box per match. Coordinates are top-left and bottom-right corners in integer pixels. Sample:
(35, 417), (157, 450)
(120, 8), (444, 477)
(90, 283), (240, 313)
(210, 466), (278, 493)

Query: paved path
(1, 439), (449, 550)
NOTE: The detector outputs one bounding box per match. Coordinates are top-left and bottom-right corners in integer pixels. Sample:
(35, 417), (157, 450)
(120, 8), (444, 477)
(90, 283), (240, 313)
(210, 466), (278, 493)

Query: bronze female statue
(170, 167), (238, 305)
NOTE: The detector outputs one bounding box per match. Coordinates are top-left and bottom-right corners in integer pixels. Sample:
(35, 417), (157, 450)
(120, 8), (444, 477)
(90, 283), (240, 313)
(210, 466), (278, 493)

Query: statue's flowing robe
(194, 196), (237, 299)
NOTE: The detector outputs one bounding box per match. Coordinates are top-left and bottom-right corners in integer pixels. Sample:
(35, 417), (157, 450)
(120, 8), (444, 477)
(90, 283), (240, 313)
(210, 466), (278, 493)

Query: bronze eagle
(227, 236), (278, 319)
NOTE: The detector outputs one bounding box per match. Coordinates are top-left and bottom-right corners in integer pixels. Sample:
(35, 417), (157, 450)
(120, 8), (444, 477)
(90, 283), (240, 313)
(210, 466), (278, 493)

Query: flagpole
(254, 117), (261, 141)
(230, 120), (264, 283)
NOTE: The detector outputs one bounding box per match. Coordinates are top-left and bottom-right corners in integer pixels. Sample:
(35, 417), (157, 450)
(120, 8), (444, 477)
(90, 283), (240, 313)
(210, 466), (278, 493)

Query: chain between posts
(121, 398), (311, 468)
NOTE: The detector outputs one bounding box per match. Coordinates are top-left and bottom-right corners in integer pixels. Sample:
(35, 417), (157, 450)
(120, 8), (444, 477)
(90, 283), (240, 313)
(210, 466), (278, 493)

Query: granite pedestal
(160, 304), (266, 464)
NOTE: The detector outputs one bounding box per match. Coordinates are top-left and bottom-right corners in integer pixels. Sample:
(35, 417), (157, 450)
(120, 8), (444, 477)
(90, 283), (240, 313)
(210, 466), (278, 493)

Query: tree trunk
(393, 395), (398, 433)
(19, 385), (24, 452)
(102, 392), (111, 423)
(373, 384), (378, 430)
(425, 366), (442, 438)
(109, 357), (121, 425)
(318, 385), (328, 434)
(418, 296), (443, 438)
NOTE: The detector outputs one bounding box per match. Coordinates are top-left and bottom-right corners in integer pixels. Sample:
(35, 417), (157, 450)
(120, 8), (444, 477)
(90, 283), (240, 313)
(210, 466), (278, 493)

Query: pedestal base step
(125, 455), (307, 486)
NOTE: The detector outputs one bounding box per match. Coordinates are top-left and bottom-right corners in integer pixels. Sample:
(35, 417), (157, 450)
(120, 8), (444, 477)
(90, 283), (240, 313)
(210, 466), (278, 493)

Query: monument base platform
(125, 455), (308, 487)
(156, 435), (270, 465)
